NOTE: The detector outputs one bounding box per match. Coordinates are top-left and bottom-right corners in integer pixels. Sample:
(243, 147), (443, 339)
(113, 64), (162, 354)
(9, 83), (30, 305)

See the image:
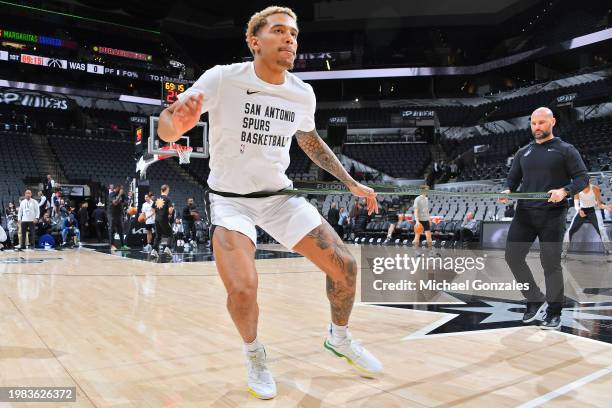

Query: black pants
(20, 221), (36, 247)
(95, 221), (106, 242)
(504, 207), (567, 314)
(110, 217), (124, 247)
(183, 221), (196, 242)
(153, 220), (173, 251)
(456, 228), (474, 243)
(333, 224), (344, 240)
(568, 207), (601, 240)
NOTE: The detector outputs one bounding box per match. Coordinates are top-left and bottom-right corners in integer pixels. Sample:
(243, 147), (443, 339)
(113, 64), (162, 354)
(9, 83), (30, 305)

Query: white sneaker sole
(324, 340), (380, 378)
(247, 387), (276, 400)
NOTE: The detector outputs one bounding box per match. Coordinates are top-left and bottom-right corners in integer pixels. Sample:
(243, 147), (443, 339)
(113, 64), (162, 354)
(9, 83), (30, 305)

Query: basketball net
(175, 144), (193, 164)
(136, 143), (193, 179)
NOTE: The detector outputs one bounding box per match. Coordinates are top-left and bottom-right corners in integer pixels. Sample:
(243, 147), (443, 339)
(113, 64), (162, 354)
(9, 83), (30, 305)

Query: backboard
(148, 116), (209, 159)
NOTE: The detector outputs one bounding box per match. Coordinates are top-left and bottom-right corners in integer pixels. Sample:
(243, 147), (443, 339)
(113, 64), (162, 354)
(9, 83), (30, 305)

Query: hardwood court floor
(0, 246), (610, 407)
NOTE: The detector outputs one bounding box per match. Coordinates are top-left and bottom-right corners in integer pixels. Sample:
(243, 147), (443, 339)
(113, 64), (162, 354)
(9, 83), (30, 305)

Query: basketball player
(181, 197), (197, 246)
(141, 193), (155, 252)
(109, 185), (128, 250)
(413, 185), (432, 248)
(150, 185), (174, 258)
(563, 177), (610, 255)
(157, 6), (381, 399)
(500, 107), (588, 330)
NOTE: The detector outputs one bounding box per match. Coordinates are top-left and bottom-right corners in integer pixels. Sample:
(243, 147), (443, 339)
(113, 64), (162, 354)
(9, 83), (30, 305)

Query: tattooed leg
(293, 218), (357, 325)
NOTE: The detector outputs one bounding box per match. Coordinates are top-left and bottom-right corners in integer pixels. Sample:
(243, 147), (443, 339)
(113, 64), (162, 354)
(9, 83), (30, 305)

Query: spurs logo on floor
(386, 292), (612, 343)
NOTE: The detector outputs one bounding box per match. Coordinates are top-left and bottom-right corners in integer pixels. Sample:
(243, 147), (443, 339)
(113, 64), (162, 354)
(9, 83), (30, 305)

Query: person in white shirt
(413, 186), (432, 248)
(140, 193), (155, 252)
(18, 189), (40, 249)
(157, 6), (381, 400)
(563, 178), (610, 254)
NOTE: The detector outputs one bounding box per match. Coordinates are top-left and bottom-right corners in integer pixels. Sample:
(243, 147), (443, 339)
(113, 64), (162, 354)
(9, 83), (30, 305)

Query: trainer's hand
(349, 182), (378, 215)
(579, 209), (586, 218)
(171, 94), (204, 137)
(547, 188), (567, 203)
(498, 189), (511, 204)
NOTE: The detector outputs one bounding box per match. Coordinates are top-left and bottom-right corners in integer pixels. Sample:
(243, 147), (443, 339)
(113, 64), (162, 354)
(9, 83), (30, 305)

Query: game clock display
(162, 80), (187, 106)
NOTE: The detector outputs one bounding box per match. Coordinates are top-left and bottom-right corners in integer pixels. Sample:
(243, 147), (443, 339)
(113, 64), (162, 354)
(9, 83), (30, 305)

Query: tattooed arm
(295, 129), (379, 214)
(295, 129), (357, 187)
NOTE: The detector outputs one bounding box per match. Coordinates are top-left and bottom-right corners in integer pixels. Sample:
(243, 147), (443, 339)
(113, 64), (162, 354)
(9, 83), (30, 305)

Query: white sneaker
(164, 246), (172, 256)
(324, 325), (383, 377)
(143, 244), (152, 253)
(245, 347), (277, 399)
(150, 249), (159, 258)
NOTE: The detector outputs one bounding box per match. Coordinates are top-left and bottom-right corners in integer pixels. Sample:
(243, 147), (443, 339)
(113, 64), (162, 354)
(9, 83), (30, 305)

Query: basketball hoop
(175, 144), (193, 164)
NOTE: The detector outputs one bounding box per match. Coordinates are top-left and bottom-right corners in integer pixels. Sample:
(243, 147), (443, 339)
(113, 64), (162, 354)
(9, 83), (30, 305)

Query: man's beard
(277, 58), (294, 69)
(532, 129), (551, 139)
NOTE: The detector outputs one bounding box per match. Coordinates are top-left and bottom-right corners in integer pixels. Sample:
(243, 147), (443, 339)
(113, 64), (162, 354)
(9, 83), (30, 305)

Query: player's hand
(579, 209), (586, 218)
(348, 182), (378, 215)
(607, 205), (612, 212)
(171, 94), (204, 136)
(547, 188), (567, 203)
(498, 189), (510, 204)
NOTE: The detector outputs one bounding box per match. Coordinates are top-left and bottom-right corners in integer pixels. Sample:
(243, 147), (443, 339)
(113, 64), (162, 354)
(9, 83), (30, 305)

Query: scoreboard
(162, 80), (187, 106)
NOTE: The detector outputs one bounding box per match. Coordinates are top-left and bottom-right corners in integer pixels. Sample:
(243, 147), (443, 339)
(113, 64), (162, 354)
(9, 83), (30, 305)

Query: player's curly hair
(245, 6), (297, 56)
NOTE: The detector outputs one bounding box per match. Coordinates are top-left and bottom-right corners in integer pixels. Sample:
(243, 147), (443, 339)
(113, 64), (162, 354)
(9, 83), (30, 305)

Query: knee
(227, 280), (258, 305)
(331, 251), (357, 283)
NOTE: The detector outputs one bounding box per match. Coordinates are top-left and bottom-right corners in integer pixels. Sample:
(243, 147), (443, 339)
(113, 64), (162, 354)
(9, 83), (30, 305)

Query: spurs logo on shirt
(177, 61), (316, 194)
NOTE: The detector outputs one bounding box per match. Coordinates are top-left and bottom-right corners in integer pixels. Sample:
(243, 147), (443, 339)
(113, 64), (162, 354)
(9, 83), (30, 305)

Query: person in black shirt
(44, 174), (54, 203)
(92, 202), (108, 243)
(78, 202), (89, 239)
(109, 185), (128, 250)
(326, 201), (341, 238)
(500, 107), (588, 330)
(151, 184), (174, 258)
(182, 197), (197, 244)
(37, 212), (53, 237)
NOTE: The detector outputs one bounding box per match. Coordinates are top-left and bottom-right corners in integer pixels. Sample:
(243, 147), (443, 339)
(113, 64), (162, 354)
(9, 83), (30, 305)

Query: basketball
(138, 213), (146, 223)
(192, 211), (201, 221)
(414, 223), (424, 234)
(127, 207), (138, 216)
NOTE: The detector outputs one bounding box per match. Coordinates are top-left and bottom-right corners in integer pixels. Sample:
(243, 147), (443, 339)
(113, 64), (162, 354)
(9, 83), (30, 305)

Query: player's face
(255, 13), (298, 70)
(530, 113), (555, 139)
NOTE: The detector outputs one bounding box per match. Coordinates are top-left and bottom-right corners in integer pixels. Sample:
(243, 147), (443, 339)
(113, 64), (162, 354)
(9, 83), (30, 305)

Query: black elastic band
(207, 188), (287, 198)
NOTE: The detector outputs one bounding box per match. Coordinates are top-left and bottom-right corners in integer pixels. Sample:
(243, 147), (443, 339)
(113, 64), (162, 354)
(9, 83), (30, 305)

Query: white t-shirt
(141, 201), (155, 225)
(18, 198), (40, 222)
(413, 195), (430, 222)
(178, 62), (316, 194)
